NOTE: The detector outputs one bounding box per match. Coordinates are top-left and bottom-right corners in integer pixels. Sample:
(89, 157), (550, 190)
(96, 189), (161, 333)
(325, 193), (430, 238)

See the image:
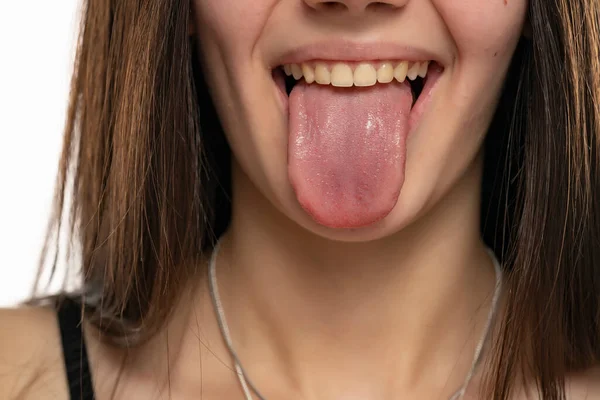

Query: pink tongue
(288, 81), (413, 229)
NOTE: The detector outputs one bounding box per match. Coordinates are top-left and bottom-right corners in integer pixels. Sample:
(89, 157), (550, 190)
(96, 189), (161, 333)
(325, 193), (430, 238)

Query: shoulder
(0, 304), (68, 399)
(565, 367), (600, 399)
(517, 367), (600, 399)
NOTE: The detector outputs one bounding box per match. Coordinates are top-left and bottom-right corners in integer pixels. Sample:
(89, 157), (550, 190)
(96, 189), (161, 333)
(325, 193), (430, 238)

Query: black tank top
(57, 298), (96, 400)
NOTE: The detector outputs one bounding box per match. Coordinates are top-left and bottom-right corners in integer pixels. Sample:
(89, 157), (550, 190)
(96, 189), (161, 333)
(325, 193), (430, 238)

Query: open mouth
(273, 60), (442, 108)
(271, 58), (445, 228)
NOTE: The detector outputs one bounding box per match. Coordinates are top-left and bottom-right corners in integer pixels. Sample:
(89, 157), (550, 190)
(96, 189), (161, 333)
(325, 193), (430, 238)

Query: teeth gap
(409, 76), (425, 105)
(282, 67), (297, 95)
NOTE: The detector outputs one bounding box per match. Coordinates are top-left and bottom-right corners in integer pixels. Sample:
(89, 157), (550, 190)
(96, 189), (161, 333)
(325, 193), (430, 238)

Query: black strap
(57, 298), (96, 400)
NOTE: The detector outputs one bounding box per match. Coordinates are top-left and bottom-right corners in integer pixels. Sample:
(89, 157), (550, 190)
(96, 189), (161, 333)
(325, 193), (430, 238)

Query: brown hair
(36, 0), (600, 398)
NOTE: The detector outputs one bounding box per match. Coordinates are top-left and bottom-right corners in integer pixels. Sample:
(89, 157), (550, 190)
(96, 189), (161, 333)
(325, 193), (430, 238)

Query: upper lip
(271, 39), (445, 68)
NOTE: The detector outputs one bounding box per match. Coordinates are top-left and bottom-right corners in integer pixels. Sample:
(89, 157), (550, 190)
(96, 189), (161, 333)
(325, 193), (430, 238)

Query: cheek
(434, 0), (527, 58)
(191, 0), (279, 145)
(193, 0), (276, 62)
(401, 1), (528, 216)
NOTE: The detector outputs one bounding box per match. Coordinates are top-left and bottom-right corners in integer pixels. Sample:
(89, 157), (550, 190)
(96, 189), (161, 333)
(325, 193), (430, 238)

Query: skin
(1, 0), (600, 399)
(190, 0), (523, 396)
(194, 0), (524, 240)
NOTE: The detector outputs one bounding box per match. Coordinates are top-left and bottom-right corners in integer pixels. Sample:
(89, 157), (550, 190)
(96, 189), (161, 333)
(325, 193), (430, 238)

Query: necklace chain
(208, 240), (503, 400)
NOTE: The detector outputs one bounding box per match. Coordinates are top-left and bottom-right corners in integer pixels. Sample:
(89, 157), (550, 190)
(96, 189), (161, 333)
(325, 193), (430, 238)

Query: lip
(270, 39), (446, 68)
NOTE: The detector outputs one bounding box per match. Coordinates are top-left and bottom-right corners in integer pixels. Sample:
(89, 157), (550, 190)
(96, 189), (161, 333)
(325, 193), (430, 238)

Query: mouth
(269, 54), (445, 229)
(272, 60), (443, 110)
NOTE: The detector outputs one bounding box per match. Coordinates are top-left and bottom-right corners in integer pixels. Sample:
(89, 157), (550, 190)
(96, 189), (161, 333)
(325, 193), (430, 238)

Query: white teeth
(331, 63), (354, 87)
(406, 62), (420, 81)
(418, 61), (429, 78)
(377, 62), (394, 83)
(314, 63), (330, 84)
(291, 64), (303, 80)
(353, 63), (377, 87)
(282, 60), (432, 87)
(394, 61), (408, 83)
(301, 63), (315, 84)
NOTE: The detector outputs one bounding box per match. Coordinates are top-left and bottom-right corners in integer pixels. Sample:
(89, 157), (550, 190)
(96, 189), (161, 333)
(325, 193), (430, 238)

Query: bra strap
(57, 298), (96, 400)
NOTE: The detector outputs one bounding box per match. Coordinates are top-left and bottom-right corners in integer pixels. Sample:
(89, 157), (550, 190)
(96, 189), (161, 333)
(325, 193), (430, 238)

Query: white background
(0, 1), (80, 306)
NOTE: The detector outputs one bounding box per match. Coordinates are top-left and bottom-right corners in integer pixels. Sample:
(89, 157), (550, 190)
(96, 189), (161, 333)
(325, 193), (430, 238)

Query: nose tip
(303, 0), (408, 14)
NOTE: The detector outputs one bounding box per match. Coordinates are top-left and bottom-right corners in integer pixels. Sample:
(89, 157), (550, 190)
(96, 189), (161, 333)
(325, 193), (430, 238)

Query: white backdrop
(0, 1), (80, 306)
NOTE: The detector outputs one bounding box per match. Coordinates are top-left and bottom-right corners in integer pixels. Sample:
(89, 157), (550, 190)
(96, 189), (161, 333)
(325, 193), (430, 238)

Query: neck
(203, 155), (498, 399)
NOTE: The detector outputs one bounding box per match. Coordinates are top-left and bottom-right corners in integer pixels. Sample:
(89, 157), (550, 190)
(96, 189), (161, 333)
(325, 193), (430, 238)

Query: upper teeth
(282, 61), (430, 87)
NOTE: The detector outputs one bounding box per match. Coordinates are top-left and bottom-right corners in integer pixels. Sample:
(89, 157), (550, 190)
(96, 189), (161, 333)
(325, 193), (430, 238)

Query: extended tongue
(288, 81), (413, 229)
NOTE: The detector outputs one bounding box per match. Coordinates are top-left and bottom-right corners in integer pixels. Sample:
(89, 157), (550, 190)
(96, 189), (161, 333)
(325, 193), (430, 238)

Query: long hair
(37, 0), (600, 398)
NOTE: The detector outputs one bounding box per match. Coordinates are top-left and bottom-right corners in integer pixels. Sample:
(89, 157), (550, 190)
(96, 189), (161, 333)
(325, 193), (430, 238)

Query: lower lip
(272, 64), (444, 134)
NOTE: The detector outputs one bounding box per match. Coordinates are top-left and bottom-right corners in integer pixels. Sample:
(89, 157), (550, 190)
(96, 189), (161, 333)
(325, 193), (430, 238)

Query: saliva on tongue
(288, 80), (413, 229)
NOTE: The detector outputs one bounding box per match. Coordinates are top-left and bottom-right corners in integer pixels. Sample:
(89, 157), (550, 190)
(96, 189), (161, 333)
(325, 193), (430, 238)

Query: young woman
(1, 0), (599, 398)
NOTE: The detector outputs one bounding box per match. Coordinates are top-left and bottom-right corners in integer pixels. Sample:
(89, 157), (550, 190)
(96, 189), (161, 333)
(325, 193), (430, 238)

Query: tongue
(288, 81), (413, 229)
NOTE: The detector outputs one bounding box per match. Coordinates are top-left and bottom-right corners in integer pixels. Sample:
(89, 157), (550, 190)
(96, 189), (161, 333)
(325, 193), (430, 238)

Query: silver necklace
(208, 240), (503, 400)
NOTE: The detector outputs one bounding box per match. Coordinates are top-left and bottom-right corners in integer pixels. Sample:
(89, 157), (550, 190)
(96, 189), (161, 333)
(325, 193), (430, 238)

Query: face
(191, 0), (527, 240)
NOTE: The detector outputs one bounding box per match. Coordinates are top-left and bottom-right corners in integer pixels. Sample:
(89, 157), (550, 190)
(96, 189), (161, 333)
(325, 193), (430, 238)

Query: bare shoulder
(565, 366), (600, 399)
(0, 305), (68, 399)
(519, 367), (600, 399)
